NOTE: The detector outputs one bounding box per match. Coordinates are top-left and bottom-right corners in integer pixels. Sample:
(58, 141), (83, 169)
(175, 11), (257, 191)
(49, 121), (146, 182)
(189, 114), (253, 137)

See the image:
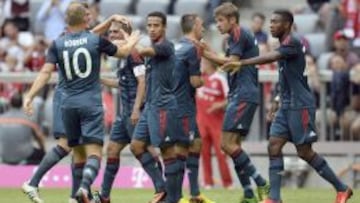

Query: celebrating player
(23, 3), (140, 203)
(222, 10), (353, 203)
(200, 2), (270, 203)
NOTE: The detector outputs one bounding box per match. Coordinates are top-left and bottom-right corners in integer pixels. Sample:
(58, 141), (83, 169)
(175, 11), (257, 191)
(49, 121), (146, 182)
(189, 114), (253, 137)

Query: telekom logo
(131, 167), (149, 188)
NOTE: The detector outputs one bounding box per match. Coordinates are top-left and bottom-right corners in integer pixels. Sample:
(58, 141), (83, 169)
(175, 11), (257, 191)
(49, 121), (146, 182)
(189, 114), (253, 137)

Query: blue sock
(29, 145), (69, 187)
(238, 171), (255, 198)
(80, 155), (101, 191)
(308, 153), (347, 191)
(187, 153), (200, 197)
(101, 158), (120, 198)
(136, 152), (165, 193)
(71, 162), (84, 198)
(231, 148), (266, 187)
(164, 158), (180, 203)
(176, 155), (187, 200)
(269, 156), (284, 201)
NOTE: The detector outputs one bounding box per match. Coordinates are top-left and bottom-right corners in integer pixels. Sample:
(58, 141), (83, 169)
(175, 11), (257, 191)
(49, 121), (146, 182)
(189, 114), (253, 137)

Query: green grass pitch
(1, 188), (358, 203)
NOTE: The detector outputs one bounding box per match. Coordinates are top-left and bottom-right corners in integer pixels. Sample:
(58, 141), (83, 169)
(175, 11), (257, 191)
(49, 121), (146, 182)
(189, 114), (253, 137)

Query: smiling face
(193, 17), (205, 40)
(146, 16), (166, 42)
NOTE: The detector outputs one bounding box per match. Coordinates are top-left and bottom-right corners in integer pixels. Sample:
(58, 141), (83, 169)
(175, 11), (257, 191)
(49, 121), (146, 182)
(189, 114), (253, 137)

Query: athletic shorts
(62, 106), (104, 147)
(222, 101), (257, 135)
(270, 108), (318, 145)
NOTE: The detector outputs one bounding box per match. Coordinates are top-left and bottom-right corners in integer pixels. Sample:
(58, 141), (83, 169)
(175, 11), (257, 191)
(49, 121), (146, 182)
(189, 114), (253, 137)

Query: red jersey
(196, 71), (228, 122)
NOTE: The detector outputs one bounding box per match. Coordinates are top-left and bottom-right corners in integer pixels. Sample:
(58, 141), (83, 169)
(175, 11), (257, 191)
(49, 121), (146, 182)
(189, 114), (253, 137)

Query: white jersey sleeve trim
(133, 64), (146, 77)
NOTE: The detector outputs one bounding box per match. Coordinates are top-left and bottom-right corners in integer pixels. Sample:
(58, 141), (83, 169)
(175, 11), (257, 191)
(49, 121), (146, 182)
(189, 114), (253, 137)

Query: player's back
(226, 26), (259, 104)
(277, 34), (315, 109)
(54, 31), (107, 108)
(145, 39), (177, 109)
(173, 37), (201, 116)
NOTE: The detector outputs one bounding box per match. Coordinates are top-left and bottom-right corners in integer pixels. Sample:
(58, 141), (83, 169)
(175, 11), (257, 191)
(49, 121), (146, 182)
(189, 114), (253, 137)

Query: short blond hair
(65, 2), (87, 26)
(214, 2), (239, 23)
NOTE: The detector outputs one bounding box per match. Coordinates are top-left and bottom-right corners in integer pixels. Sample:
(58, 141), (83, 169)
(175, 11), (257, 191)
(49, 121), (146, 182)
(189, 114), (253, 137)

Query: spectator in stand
(340, 63), (360, 140)
(1, 0), (30, 31)
(250, 12), (268, 44)
(330, 30), (359, 68)
(36, 0), (72, 41)
(23, 36), (48, 72)
(0, 93), (45, 165)
(339, 0), (360, 46)
(196, 57), (233, 189)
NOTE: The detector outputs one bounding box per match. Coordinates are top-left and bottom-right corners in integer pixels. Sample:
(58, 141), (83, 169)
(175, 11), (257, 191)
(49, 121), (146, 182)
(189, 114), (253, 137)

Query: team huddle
(20, 1), (353, 203)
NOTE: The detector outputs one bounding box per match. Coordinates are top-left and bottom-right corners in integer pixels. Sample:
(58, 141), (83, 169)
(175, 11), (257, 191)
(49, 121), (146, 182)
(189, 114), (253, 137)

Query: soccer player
(173, 14), (214, 203)
(93, 20), (161, 203)
(21, 4), (131, 202)
(199, 3), (269, 203)
(23, 3), (140, 203)
(222, 10), (353, 203)
(130, 11), (180, 203)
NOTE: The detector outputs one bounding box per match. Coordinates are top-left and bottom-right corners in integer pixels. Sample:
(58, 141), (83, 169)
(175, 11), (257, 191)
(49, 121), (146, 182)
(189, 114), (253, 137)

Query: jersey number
(63, 48), (92, 80)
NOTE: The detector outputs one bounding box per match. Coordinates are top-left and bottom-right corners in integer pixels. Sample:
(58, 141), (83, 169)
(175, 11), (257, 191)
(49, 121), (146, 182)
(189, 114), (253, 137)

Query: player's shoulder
(281, 34), (302, 46)
(229, 26), (253, 42)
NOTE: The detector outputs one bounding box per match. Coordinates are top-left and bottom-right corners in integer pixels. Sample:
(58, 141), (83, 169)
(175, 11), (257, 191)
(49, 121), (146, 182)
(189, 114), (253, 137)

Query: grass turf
(2, 188), (358, 203)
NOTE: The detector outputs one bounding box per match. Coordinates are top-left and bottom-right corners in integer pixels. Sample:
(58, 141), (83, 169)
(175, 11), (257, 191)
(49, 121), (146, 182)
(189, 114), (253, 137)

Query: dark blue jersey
(47, 30), (117, 107)
(117, 51), (145, 116)
(173, 37), (201, 116)
(276, 34), (316, 109)
(144, 39), (177, 109)
(225, 26), (259, 103)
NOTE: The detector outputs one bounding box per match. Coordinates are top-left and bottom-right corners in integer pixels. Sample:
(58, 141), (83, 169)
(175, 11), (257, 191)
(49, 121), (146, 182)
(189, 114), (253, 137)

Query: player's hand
(23, 95), (34, 116)
(126, 30), (141, 44)
(221, 61), (242, 75)
(111, 15), (131, 27)
(130, 109), (141, 125)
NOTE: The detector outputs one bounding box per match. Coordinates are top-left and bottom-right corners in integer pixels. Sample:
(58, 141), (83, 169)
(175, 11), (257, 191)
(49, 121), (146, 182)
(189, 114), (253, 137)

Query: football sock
(29, 145), (69, 187)
(238, 171), (255, 198)
(187, 152), (200, 197)
(101, 157), (120, 198)
(71, 162), (85, 198)
(308, 153), (347, 191)
(80, 155), (101, 191)
(164, 158), (180, 203)
(176, 155), (187, 200)
(136, 151), (165, 193)
(231, 148), (266, 186)
(269, 156), (283, 201)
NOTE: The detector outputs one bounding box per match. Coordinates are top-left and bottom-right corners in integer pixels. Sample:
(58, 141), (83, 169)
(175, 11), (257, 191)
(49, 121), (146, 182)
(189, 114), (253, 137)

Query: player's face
(270, 14), (287, 38)
(215, 15), (232, 34)
(147, 16), (165, 41)
(108, 24), (124, 41)
(194, 17), (205, 40)
(85, 8), (92, 29)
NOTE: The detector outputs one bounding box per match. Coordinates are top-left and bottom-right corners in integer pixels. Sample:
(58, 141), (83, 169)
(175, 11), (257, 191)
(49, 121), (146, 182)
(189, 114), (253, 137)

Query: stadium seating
(127, 15), (145, 31)
(304, 33), (326, 58)
(166, 15), (181, 40)
(174, 0), (208, 19)
(100, 0), (132, 18)
(294, 14), (319, 35)
(136, 0), (169, 17)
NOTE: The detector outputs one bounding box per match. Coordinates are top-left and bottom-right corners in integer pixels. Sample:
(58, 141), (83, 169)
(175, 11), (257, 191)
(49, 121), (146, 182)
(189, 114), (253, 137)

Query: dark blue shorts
(61, 106), (105, 147)
(133, 106), (178, 147)
(52, 88), (66, 139)
(110, 115), (134, 144)
(270, 108), (318, 145)
(175, 114), (200, 145)
(222, 101), (257, 135)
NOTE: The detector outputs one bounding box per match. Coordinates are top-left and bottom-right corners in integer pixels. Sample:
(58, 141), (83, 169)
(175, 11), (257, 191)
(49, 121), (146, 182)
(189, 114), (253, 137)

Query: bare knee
(57, 137), (71, 152)
(130, 139), (146, 156)
(106, 141), (123, 158)
(350, 118), (360, 140)
(296, 144), (315, 162)
(221, 132), (240, 155)
(268, 138), (286, 157)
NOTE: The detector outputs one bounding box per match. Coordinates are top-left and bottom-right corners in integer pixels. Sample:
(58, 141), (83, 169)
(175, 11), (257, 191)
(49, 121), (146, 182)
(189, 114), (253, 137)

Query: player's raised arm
(113, 30), (140, 58)
(91, 14), (130, 35)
